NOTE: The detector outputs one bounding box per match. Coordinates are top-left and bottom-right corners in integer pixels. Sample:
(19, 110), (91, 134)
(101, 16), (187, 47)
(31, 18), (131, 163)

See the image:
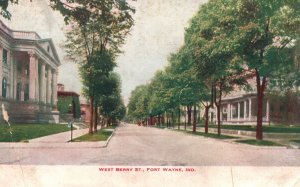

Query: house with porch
(219, 74), (300, 125)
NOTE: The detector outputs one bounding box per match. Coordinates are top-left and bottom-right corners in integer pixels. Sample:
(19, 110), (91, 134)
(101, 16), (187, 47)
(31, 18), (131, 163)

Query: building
(57, 84), (80, 122)
(220, 88), (300, 125)
(80, 100), (91, 123)
(0, 19), (60, 123)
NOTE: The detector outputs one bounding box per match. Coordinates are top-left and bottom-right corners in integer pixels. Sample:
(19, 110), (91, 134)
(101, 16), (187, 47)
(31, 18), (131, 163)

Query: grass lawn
(0, 124), (70, 142)
(72, 130), (113, 142)
(197, 124), (300, 133)
(173, 129), (238, 139)
(290, 140), (300, 144)
(235, 139), (283, 146)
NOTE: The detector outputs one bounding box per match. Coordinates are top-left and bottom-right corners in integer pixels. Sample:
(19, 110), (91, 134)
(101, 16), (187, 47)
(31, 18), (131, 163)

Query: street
(0, 123), (300, 166)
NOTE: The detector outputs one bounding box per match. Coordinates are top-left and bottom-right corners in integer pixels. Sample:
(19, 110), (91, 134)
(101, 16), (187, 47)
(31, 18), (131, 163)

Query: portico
(0, 19), (60, 123)
(221, 94), (270, 125)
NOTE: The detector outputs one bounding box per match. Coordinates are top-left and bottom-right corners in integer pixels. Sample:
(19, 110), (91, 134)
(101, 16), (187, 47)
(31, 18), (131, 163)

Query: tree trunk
(89, 96), (94, 134)
(94, 105), (98, 132)
(171, 111), (174, 128)
(255, 70), (266, 140)
(204, 106), (210, 134)
(178, 106), (180, 130)
(216, 105), (221, 136)
(213, 82), (222, 136)
(158, 114), (161, 127)
(193, 105), (196, 132)
(184, 108), (187, 130)
(187, 106), (192, 125)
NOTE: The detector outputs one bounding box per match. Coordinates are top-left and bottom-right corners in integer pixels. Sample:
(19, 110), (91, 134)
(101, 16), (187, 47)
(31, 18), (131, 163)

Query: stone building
(0, 19), (60, 123)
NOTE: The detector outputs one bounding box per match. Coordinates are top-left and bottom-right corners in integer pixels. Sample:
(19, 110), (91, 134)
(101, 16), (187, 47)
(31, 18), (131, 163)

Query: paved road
(0, 123), (300, 166)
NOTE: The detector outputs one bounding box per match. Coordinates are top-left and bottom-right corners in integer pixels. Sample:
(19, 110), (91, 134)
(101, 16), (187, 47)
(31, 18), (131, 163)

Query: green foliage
(127, 85), (150, 120)
(0, 0), (19, 19)
(98, 72), (126, 121)
(72, 130), (112, 142)
(235, 139), (283, 146)
(0, 124), (69, 142)
(57, 96), (81, 118)
(50, 0), (135, 130)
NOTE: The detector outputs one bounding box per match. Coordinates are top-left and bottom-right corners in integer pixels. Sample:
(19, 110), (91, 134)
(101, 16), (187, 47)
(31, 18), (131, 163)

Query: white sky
(3, 0), (207, 104)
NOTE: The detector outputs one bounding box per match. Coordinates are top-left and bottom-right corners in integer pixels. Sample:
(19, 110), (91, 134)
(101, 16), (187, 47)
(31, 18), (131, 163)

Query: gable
(37, 39), (60, 64)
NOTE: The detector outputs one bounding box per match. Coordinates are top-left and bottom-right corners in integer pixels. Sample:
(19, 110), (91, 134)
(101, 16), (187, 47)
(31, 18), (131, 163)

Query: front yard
(72, 130), (113, 142)
(0, 123), (70, 142)
(197, 124), (300, 133)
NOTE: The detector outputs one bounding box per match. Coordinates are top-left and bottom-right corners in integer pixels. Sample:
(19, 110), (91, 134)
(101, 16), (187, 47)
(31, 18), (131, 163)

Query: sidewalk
(29, 128), (90, 143)
(0, 127), (114, 149)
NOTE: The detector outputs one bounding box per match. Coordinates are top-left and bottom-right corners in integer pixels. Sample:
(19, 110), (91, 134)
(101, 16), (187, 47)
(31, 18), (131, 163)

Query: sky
(3, 0), (207, 104)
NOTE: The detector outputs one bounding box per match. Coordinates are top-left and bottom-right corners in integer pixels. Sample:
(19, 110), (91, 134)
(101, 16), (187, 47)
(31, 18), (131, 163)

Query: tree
(96, 72), (126, 128)
(183, 0), (300, 139)
(0, 0), (19, 19)
(127, 85), (150, 123)
(230, 0), (300, 139)
(50, 0), (135, 133)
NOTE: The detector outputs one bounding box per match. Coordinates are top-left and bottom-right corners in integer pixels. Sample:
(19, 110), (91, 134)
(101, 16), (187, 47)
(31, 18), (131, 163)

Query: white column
(35, 58), (39, 101)
(238, 102), (240, 121)
(40, 63), (46, 103)
(0, 47), (3, 97)
(28, 52), (37, 101)
(230, 104), (233, 120)
(249, 98), (252, 121)
(227, 103), (230, 121)
(46, 67), (52, 104)
(9, 52), (14, 99)
(51, 70), (58, 107)
(266, 100), (270, 121)
(244, 100), (247, 120)
(13, 58), (17, 100)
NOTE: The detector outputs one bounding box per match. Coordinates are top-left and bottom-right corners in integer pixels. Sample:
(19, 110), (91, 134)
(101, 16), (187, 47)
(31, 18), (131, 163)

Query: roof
(57, 91), (80, 97)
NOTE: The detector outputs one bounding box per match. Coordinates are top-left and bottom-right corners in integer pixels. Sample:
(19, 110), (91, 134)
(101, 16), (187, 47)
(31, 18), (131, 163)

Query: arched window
(2, 77), (7, 98)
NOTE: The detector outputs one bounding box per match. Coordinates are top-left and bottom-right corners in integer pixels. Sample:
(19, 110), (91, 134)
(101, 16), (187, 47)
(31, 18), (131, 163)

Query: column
(227, 103), (230, 121)
(40, 63), (46, 103)
(230, 104), (233, 120)
(28, 52), (37, 101)
(0, 47), (3, 97)
(9, 52), (14, 99)
(266, 100), (270, 122)
(13, 58), (17, 100)
(243, 100), (247, 120)
(52, 69), (58, 107)
(238, 102), (240, 121)
(248, 98), (252, 121)
(46, 67), (52, 104)
(35, 58), (39, 101)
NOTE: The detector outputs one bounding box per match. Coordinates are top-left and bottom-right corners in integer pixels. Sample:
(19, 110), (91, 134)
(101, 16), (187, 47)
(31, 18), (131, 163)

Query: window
(17, 62), (22, 73)
(16, 83), (21, 101)
(2, 49), (7, 64)
(25, 65), (29, 76)
(2, 78), (7, 98)
(24, 84), (29, 101)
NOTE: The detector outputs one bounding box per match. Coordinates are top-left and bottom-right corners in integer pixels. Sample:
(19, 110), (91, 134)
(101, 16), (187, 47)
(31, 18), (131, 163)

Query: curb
(155, 127), (289, 149)
(102, 127), (116, 148)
